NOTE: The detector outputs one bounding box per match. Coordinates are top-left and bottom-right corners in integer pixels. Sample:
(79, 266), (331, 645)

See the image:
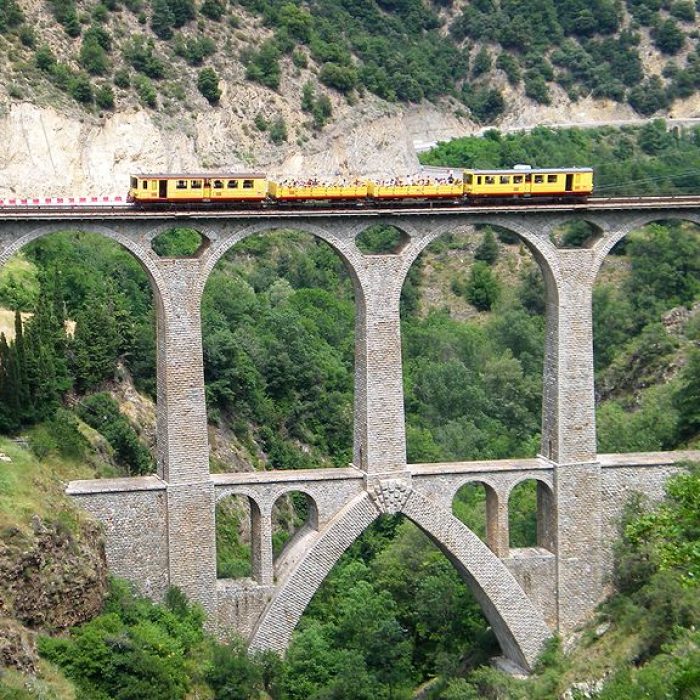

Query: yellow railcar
(463, 167), (593, 198)
(128, 173), (267, 203)
(367, 181), (464, 199)
(268, 181), (369, 200)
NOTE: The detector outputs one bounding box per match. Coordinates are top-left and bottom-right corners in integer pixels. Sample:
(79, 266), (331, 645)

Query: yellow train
(128, 166), (593, 206)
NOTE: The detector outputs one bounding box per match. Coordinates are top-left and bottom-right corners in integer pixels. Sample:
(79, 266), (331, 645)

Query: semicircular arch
(199, 221), (367, 305)
(0, 222), (168, 306)
(593, 213), (700, 277)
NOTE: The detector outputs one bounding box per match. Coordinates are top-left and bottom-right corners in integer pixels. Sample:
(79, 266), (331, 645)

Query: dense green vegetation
(1, 123), (699, 697)
(1, 0), (698, 120)
(422, 120), (700, 195)
(4, 464), (696, 699)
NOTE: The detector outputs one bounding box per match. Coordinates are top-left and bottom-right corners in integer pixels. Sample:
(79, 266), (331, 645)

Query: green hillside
(0, 122), (699, 697)
(0, 0), (698, 123)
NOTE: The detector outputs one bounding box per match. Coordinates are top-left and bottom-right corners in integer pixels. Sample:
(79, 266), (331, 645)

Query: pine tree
(474, 228), (499, 265)
(151, 0), (174, 39)
(72, 291), (120, 392)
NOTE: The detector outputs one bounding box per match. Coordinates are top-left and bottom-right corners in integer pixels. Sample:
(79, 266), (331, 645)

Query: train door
(203, 178), (211, 200)
(159, 179), (168, 198)
(565, 173), (573, 192)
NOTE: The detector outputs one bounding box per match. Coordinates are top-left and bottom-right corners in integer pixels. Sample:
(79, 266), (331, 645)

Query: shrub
(151, 0), (174, 39)
(474, 229), (499, 265)
(197, 66), (221, 104)
(319, 62), (357, 93)
(69, 73), (93, 103)
(628, 76), (669, 115)
(243, 39), (281, 89)
(495, 52), (521, 84)
(18, 24), (35, 47)
(113, 67), (130, 87)
(35, 44), (56, 72)
(471, 46), (491, 78)
(199, 0), (223, 20)
(79, 36), (109, 75)
(652, 18), (685, 55)
(134, 74), (157, 107)
(95, 84), (115, 109)
(77, 393), (154, 475)
(0, 0), (23, 32)
(123, 36), (165, 78)
(466, 262), (500, 311)
(268, 115), (287, 144)
(464, 86), (505, 123)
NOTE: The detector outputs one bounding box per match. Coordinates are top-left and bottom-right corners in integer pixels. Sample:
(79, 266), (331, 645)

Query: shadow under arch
(249, 490), (551, 671)
(592, 212), (700, 278)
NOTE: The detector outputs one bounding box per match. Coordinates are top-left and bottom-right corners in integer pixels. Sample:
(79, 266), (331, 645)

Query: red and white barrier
(0, 195), (126, 207)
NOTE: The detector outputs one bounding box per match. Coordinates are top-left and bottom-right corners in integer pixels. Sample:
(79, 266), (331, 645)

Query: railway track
(0, 196), (699, 219)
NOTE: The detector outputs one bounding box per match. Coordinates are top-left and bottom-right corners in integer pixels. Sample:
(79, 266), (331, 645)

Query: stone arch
(394, 217), (562, 295)
(592, 213), (700, 277)
(0, 222), (168, 305)
(271, 488), (320, 555)
(214, 490), (274, 583)
(451, 479), (502, 552)
(506, 476), (556, 552)
(249, 490), (551, 671)
(198, 221), (367, 305)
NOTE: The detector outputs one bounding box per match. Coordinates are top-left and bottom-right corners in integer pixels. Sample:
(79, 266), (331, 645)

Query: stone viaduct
(1, 201), (699, 672)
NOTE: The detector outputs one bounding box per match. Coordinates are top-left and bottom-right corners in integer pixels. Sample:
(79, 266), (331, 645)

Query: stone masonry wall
(66, 477), (169, 600)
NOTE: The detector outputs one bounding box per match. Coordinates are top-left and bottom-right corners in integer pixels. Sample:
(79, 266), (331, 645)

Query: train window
(464, 174), (473, 184)
(243, 180), (254, 189)
(142, 181), (148, 189)
(534, 175), (544, 184)
(213, 180), (223, 189)
(500, 176), (510, 184)
(228, 180), (238, 188)
(484, 176), (495, 185)
(176, 180), (187, 189)
(130, 177), (137, 188)
(477, 176), (482, 185)
(547, 174), (558, 183)
(191, 180), (202, 188)
(513, 175), (523, 184)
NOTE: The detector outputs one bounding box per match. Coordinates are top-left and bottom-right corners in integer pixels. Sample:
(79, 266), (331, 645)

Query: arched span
(249, 490), (551, 670)
(0, 222), (169, 308)
(198, 221), (367, 306)
(394, 217), (563, 297)
(504, 474), (554, 500)
(592, 213), (700, 277)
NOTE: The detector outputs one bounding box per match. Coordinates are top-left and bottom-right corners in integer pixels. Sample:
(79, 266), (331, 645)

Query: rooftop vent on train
(513, 164), (532, 170)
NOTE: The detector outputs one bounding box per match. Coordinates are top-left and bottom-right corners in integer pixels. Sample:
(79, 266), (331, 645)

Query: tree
(472, 46), (491, 77)
(674, 349), (700, 441)
(466, 262), (500, 311)
(151, 0), (174, 39)
(652, 18), (684, 55)
(72, 292), (120, 392)
(200, 0), (224, 20)
(197, 66), (221, 104)
(474, 228), (499, 265)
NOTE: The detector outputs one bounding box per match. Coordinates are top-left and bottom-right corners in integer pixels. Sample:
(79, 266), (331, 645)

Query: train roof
(464, 167), (593, 175)
(131, 172), (267, 179)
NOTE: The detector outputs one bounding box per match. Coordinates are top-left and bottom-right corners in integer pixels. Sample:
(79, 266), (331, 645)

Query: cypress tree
(72, 291), (120, 392)
(13, 310), (31, 421)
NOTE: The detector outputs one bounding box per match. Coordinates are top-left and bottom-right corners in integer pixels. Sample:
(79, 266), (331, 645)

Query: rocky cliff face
(2, 89), (698, 199)
(0, 515), (108, 671)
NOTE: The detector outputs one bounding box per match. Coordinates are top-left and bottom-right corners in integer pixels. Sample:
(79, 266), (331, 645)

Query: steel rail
(0, 196), (699, 220)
